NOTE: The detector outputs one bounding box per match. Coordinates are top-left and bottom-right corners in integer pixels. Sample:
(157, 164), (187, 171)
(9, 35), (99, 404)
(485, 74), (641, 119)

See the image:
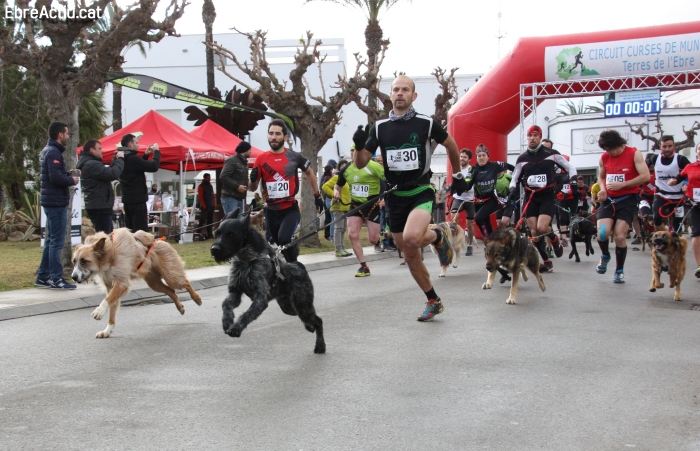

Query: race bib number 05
(387, 147), (419, 171)
(351, 184), (370, 198)
(606, 173), (625, 184)
(266, 180), (290, 199)
(526, 174), (547, 188)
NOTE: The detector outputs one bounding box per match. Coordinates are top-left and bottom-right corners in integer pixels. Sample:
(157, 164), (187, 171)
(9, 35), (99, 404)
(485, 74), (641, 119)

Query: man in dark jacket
(197, 173), (216, 239)
(77, 140), (124, 233)
(118, 133), (160, 232)
(220, 141), (251, 217)
(35, 122), (80, 290)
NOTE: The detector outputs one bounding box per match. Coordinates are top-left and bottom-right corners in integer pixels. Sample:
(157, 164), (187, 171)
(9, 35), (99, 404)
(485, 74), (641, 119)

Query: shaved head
(392, 75), (415, 93)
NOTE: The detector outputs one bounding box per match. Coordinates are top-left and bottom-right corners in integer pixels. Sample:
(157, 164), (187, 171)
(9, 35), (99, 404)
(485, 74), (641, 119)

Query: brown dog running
(71, 228), (202, 338)
(483, 227), (546, 304)
(649, 230), (687, 301)
(428, 222), (467, 277)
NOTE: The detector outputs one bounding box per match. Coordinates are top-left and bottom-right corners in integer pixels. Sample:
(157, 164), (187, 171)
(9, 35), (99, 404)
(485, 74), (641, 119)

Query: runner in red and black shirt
(595, 130), (650, 283)
(669, 143), (700, 277)
(249, 119), (324, 263)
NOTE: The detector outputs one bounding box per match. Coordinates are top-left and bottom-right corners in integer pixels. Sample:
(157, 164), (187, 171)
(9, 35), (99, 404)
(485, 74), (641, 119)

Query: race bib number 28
(266, 180), (290, 199)
(387, 147), (419, 171)
(526, 174), (547, 188)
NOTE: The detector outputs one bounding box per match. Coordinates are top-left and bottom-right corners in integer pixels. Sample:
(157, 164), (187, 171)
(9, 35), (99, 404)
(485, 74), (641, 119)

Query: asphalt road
(1, 245), (699, 450)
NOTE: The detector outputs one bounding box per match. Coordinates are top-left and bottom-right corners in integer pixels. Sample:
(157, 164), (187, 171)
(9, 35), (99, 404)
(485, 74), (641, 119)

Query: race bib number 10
(351, 184), (370, 198)
(606, 173), (625, 184)
(387, 147), (419, 171)
(526, 174), (547, 188)
(266, 180), (290, 199)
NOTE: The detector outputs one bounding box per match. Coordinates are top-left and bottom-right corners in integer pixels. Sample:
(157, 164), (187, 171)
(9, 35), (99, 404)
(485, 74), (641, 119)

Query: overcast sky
(168, 0), (700, 77)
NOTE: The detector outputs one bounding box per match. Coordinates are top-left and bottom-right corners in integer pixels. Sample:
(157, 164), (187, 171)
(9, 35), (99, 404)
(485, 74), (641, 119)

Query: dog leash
(276, 186), (398, 255)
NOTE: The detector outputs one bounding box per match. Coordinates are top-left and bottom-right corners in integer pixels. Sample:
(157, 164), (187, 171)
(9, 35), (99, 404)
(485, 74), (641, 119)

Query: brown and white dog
(649, 230), (687, 301)
(71, 228), (202, 338)
(427, 222), (467, 277)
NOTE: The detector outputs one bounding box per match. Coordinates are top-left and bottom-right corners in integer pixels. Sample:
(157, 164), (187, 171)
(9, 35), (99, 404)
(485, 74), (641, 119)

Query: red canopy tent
(96, 110), (230, 172)
(189, 120), (264, 168)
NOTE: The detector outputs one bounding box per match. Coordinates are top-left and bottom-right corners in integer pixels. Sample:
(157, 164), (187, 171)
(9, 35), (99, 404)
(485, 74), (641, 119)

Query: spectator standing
(35, 122), (79, 290)
(148, 183), (158, 195)
(320, 159), (337, 242)
(248, 192), (263, 211)
(118, 133), (160, 232)
(197, 173), (216, 239)
(436, 180), (447, 223)
(77, 140), (124, 233)
(322, 159), (352, 257)
(220, 141), (251, 217)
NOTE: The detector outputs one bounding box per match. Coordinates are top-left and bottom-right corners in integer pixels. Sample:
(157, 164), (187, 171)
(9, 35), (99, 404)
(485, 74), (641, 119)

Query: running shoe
(335, 250), (352, 257)
(695, 266), (700, 278)
(374, 245), (384, 253)
(631, 237), (642, 245)
(561, 238), (568, 247)
(417, 298), (444, 322)
(355, 266), (370, 277)
(35, 275), (52, 289)
(465, 245), (473, 256)
(552, 237), (564, 258)
(596, 254), (611, 274)
(383, 244), (397, 252)
(613, 269), (625, 284)
(547, 247), (554, 259)
(543, 260), (554, 273)
(50, 277), (76, 290)
(433, 225), (453, 266)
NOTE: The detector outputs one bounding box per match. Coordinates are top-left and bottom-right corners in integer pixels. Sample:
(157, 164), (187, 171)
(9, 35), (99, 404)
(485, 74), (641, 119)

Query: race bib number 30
(526, 174), (547, 188)
(351, 184), (370, 198)
(266, 180), (290, 199)
(387, 147), (419, 171)
(606, 173), (625, 184)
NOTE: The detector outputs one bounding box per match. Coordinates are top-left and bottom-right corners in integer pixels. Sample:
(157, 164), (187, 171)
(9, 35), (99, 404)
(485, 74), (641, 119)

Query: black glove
(352, 125), (369, 151)
(314, 193), (325, 210)
(508, 187), (519, 202)
(451, 177), (468, 195)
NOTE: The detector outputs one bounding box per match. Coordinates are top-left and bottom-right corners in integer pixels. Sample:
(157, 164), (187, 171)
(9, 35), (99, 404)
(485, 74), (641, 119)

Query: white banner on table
(41, 181), (82, 247)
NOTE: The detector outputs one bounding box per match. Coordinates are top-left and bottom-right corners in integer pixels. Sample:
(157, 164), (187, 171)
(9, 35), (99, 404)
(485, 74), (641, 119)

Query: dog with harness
(210, 209), (326, 354)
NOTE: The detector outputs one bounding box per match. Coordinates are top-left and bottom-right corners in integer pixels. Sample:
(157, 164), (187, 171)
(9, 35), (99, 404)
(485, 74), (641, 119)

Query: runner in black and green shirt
(352, 75), (467, 322)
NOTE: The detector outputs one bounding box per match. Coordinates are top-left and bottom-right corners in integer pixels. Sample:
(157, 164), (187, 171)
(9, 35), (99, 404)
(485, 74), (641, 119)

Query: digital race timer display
(604, 89), (661, 118)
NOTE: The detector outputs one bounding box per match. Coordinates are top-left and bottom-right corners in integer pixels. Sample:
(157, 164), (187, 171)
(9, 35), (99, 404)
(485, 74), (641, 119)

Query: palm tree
(556, 99), (604, 117)
(305, 0), (410, 120)
(202, 0), (217, 94)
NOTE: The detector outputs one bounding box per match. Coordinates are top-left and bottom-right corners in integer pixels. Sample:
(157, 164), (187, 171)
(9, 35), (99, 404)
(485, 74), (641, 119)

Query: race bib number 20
(266, 180), (290, 199)
(387, 147), (419, 171)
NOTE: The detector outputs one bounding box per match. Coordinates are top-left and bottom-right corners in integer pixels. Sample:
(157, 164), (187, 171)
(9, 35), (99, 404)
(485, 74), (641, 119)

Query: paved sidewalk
(0, 246), (400, 321)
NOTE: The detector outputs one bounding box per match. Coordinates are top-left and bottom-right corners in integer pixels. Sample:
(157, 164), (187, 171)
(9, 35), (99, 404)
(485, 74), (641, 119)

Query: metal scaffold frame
(519, 70), (700, 152)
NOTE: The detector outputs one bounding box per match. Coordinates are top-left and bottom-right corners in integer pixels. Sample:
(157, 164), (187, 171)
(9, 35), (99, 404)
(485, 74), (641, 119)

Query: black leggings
(474, 198), (502, 238)
(266, 206), (301, 262)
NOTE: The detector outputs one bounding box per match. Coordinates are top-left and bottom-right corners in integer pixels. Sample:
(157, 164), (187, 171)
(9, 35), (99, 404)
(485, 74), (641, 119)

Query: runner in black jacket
(509, 126), (576, 272)
(464, 144), (514, 238)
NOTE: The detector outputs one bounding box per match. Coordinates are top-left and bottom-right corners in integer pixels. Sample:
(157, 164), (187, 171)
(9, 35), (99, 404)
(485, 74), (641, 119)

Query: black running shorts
(386, 187), (435, 233)
(451, 198), (475, 219)
(597, 195), (638, 226)
(523, 191), (556, 219)
(348, 199), (381, 223)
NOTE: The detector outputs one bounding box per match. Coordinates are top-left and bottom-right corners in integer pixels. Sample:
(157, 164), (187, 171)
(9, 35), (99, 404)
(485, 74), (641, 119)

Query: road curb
(0, 250), (401, 322)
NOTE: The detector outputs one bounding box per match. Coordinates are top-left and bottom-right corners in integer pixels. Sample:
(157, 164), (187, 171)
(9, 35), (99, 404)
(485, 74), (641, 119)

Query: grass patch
(0, 227), (372, 292)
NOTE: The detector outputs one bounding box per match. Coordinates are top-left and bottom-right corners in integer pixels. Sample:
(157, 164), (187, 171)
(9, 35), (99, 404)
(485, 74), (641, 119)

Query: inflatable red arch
(447, 20), (700, 172)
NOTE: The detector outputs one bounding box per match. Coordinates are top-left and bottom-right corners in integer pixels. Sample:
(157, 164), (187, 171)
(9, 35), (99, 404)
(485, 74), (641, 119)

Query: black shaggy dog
(568, 215), (597, 263)
(210, 209), (326, 354)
